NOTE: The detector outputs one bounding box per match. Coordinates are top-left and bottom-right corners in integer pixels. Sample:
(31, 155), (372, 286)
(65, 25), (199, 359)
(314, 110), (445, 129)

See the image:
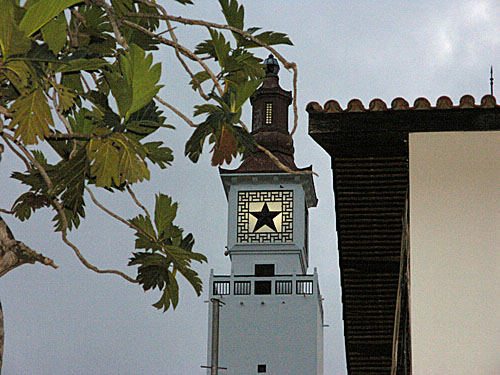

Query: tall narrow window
(265, 103), (272, 125)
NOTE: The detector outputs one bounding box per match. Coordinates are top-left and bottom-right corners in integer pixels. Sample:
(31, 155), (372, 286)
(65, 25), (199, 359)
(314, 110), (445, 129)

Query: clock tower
(206, 55), (324, 375)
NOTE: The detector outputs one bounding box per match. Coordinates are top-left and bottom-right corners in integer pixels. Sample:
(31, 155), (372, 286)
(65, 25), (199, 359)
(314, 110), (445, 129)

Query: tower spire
(220, 54), (302, 173)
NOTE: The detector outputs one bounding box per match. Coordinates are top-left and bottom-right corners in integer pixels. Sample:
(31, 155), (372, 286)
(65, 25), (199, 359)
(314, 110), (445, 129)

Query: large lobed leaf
(19, 0), (82, 37)
(41, 14), (67, 55)
(86, 132), (150, 188)
(0, 0), (31, 59)
(154, 194), (180, 240)
(11, 192), (51, 221)
(9, 89), (54, 145)
(107, 44), (163, 121)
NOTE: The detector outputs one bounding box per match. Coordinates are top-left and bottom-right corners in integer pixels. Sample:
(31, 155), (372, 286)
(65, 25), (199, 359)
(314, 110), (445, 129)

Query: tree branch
(85, 187), (153, 242)
(0, 106), (12, 118)
(121, 19), (223, 96)
(154, 95), (197, 128)
(127, 12), (300, 134)
(0, 134), (30, 170)
(92, 0), (129, 49)
(256, 144), (318, 176)
(2, 133), (136, 283)
(136, 0), (212, 100)
(126, 186), (151, 219)
(0, 216), (58, 278)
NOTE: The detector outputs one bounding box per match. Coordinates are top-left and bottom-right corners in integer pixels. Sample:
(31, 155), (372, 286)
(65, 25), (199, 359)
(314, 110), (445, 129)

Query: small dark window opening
(255, 281), (271, 295)
(258, 364), (267, 373)
(255, 264), (275, 277)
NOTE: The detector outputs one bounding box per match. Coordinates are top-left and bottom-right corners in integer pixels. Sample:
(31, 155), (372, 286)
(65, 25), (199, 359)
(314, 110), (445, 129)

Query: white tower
(207, 55), (323, 375)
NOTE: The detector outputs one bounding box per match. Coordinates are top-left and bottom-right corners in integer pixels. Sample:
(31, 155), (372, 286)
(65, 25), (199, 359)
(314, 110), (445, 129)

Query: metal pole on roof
(490, 66), (494, 96)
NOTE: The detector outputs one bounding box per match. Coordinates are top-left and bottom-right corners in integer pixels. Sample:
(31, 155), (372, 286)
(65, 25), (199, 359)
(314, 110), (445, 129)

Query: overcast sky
(2, 1), (500, 374)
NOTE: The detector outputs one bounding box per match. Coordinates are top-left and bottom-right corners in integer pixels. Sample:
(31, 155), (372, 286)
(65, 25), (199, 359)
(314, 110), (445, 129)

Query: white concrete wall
(230, 253), (303, 276)
(211, 293), (322, 375)
(410, 131), (500, 375)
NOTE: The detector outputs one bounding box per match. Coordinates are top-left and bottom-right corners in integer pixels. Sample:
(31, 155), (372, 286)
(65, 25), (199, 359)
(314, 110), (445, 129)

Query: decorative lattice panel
(237, 190), (293, 243)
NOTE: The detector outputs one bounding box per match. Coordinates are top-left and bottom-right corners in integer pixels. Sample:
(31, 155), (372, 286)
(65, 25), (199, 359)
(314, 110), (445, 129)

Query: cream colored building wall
(409, 131), (500, 375)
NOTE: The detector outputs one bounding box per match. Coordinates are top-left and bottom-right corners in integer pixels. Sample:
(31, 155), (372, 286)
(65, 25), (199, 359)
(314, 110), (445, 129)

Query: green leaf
(19, 0), (82, 37)
(209, 29), (230, 68)
(152, 289), (171, 311)
(11, 192), (51, 221)
(2, 60), (33, 93)
(125, 100), (170, 139)
(41, 14), (67, 55)
(52, 147), (88, 231)
(219, 0), (244, 30)
(184, 121), (212, 163)
(112, 44), (162, 120)
(129, 252), (170, 291)
(86, 133), (150, 188)
(86, 135), (121, 187)
(55, 58), (108, 73)
(9, 89), (53, 145)
(113, 134), (150, 185)
(103, 70), (132, 120)
(0, 0), (31, 59)
(234, 125), (257, 158)
(51, 82), (76, 112)
(154, 194), (178, 240)
(233, 79), (262, 112)
(130, 214), (158, 251)
(239, 30), (293, 48)
(143, 142), (173, 169)
(69, 108), (98, 135)
(189, 71), (211, 92)
(111, 0), (134, 17)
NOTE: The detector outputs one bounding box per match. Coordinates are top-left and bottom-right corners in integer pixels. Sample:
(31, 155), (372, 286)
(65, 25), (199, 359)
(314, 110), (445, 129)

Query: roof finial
(490, 66), (494, 96)
(264, 54), (280, 76)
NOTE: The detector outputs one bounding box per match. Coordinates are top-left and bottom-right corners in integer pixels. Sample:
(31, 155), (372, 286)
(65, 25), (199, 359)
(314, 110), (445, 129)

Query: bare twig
(256, 144), (318, 176)
(238, 120), (250, 132)
(85, 187), (153, 241)
(92, 0), (129, 49)
(121, 19), (223, 96)
(154, 95), (197, 128)
(0, 209), (13, 215)
(48, 86), (74, 136)
(0, 134), (30, 170)
(47, 132), (106, 141)
(126, 186), (151, 218)
(0, 106), (13, 118)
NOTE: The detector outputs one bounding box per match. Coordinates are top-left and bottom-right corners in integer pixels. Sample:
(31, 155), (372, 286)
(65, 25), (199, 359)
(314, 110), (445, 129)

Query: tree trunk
(0, 216), (57, 277)
(0, 216), (57, 372)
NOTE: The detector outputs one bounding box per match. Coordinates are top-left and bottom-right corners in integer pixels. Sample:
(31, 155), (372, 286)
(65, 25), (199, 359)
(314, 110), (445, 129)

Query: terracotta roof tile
(306, 94), (498, 113)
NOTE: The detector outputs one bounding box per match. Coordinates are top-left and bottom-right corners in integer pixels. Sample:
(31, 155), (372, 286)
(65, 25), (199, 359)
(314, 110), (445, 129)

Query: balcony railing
(234, 281), (251, 295)
(211, 274), (318, 297)
(275, 280), (292, 295)
(213, 280), (230, 295)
